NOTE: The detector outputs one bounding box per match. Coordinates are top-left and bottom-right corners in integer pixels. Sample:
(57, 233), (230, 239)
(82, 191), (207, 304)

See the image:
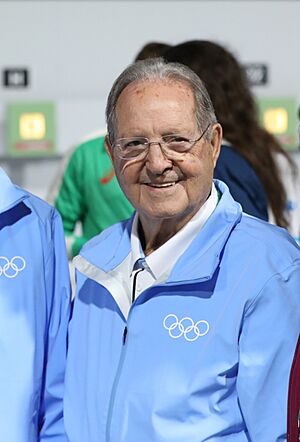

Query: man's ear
(104, 135), (113, 162)
(210, 123), (222, 167)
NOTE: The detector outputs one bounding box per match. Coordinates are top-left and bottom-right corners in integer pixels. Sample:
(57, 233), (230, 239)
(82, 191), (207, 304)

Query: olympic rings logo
(0, 256), (26, 278)
(163, 314), (209, 342)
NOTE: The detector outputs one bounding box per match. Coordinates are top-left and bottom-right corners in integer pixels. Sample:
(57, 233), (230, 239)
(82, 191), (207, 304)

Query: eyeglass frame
(112, 123), (212, 161)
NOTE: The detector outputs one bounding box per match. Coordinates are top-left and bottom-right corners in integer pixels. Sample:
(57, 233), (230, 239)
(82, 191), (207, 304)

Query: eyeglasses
(113, 124), (211, 161)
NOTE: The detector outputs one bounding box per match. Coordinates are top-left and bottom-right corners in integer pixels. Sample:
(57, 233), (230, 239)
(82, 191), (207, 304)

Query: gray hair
(106, 57), (217, 144)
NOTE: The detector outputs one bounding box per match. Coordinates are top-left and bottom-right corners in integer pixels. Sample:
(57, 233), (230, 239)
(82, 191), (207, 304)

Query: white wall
(1, 1), (300, 101)
(0, 0), (299, 195)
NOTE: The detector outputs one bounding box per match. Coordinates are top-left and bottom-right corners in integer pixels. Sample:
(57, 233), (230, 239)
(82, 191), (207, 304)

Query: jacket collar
(78, 180), (242, 283)
(79, 215), (134, 271)
(0, 168), (28, 213)
(169, 180), (241, 282)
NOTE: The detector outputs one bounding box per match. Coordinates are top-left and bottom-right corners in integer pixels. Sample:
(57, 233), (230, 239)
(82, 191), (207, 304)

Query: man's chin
(139, 205), (187, 222)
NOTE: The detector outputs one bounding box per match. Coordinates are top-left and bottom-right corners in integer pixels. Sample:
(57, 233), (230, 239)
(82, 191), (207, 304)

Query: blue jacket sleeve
(237, 264), (300, 440)
(38, 211), (71, 441)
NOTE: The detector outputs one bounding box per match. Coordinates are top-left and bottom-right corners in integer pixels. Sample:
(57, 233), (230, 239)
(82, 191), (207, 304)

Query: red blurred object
(100, 169), (115, 185)
(288, 335), (300, 441)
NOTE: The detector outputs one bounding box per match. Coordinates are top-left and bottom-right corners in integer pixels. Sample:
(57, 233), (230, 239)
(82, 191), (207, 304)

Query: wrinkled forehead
(116, 78), (195, 113)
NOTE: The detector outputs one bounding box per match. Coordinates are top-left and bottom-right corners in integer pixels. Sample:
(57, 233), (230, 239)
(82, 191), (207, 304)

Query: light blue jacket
(0, 168), (71, 441)
(65, 180), (300, 441)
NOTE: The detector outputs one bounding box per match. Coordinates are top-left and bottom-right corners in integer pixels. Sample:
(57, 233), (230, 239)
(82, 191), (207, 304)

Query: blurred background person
(134, 41), (171, 61)
(50, 41), (171, 259)
(49, 127), (133, 258)
(163, 40), (300, 240)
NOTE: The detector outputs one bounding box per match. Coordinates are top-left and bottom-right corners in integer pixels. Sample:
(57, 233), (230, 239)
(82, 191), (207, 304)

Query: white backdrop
(0, 0), (299, 195)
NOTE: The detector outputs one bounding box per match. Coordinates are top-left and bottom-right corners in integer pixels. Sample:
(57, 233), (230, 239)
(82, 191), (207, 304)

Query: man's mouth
(147, 182), (177, 188)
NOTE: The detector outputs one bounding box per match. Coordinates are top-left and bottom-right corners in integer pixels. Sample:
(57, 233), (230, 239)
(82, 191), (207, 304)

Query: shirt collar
(130, 183), (219, 280)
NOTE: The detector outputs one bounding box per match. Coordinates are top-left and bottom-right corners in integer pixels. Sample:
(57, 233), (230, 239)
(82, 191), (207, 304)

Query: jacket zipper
(105, 266), (145, 441)
(123, 326), (128, 344)
(105, 276), (212, 441)
(105, 322), (129, 442)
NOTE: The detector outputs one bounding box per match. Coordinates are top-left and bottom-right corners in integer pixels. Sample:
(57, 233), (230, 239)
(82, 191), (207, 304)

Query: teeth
(150, 182), (175, 188)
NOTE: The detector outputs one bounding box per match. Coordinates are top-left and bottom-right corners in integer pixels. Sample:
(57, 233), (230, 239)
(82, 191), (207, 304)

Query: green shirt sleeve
(55, 145), (85, 253)
(72, 235), (88, 257)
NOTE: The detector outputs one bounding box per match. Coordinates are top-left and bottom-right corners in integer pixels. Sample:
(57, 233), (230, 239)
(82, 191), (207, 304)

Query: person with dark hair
(164, 40), (299, 239)
(52, 42), (170, 258)
(64, 58), (300, 441)
(134, 41), (171, 61)
(0, 167), (71, 441)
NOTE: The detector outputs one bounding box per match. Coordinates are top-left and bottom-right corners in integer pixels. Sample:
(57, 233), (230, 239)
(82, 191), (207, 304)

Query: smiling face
(106, 79), (221, 231)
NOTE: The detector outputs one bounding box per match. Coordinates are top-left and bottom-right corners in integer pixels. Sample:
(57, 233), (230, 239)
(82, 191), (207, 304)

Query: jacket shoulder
(236, 214), (300, 265)
(81, 218), (130, 253)
(24, 191), (59, 226)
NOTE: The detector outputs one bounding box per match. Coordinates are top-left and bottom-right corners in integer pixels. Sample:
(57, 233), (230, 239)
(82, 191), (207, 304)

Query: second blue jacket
(0, 168), (71, 441)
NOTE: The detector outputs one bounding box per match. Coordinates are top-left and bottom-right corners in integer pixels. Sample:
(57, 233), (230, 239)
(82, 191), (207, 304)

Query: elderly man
(0, 167), (70, 441)
(64, 59), (300, 441)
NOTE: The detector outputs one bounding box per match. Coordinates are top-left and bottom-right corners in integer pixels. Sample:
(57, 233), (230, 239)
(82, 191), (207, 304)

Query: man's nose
(145, 142), (172, 174)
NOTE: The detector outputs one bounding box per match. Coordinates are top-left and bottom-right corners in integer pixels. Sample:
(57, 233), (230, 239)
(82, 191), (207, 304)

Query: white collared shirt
(120, 183), (218, 305)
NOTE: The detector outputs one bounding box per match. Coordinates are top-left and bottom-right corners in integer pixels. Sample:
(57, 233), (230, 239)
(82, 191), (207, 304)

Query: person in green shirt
(54, 132), (134, 257)
(53, 42), (171, 258)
